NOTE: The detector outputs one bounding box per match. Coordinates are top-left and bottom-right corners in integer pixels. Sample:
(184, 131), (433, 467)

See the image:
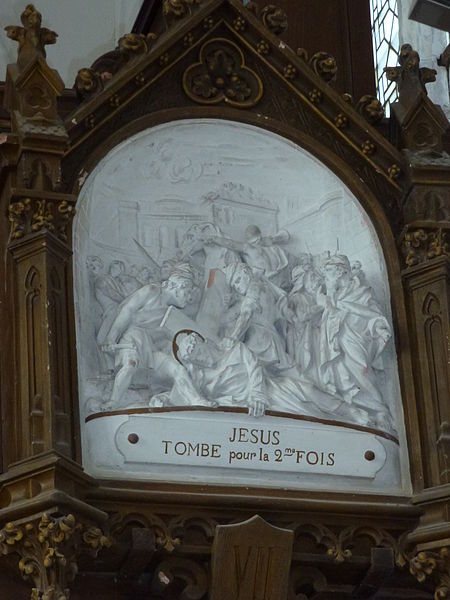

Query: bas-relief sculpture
(75, 119), (408, 492)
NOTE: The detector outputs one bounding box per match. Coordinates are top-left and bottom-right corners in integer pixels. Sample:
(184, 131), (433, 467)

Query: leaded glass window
(370, 0), (400, 114)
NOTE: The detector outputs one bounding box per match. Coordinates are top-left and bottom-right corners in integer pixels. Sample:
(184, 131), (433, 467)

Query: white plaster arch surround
(74, 118), (411, 494)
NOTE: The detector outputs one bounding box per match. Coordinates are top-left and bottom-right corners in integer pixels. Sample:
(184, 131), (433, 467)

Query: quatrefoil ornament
(183, 38), (263, 108)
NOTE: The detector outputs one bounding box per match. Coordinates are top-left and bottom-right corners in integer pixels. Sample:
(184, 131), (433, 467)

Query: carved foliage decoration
(110, 512), (217, 554)
(0, 513), (111, 600)
(400, 226), (450, 267)
(106, 512), (427, 597)
(8, 197), (75, 242)
(260, 4), (288, 35)
(74, 33), (158, 100)
(296, 49), (338, 84)
(291, 523), (408, 569)
(409, 547), (450, 600)
(74, 69), (104, 100)
(356, 95), (385, 125)
(163, 0), (203, 29)
(183, 38), (263, 107)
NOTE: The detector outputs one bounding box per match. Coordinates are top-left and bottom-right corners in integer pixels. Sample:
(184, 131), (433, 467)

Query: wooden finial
(5, 4), (57, 70)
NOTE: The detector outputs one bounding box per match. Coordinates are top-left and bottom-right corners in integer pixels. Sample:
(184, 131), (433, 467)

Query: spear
(133, 238), (161, 280)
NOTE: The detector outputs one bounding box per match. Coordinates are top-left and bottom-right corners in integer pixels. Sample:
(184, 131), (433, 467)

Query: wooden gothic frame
(0, 1), (449, 597)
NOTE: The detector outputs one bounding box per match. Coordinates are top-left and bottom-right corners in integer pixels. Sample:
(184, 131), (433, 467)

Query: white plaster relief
(74, 119), (410, 493)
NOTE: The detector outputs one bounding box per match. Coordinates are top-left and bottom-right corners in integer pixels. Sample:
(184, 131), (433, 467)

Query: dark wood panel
(132, 0), (377, 99)
(273, 0), (376, 98)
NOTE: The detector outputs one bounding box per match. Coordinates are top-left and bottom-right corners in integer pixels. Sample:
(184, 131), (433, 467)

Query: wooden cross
(384, 43), (436, 102)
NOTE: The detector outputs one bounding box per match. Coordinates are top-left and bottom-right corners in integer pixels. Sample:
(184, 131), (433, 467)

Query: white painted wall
(0, 0), (142, 86)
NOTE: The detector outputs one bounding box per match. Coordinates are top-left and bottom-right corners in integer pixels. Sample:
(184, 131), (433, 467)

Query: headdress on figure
(162, 267), (195, 290)
(172, 329), (205, 364)
(245, 224), (262, 244)
(86, 255), (103, 271)
(291, 265), (306, 289)
(291, 254), (313, 281)
(323, 253), (351, 272)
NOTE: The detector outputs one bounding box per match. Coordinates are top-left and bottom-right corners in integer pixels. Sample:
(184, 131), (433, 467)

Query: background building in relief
(74, 119), (408, 492)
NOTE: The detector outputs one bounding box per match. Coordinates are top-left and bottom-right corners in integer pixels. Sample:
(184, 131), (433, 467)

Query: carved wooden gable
(2, 2), (450, 599)
(63, 0), (406, 234)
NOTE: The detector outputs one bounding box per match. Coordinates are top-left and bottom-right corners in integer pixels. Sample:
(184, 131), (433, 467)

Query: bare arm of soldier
(103, 284), (155, 347)
(209, 235), (244, 252)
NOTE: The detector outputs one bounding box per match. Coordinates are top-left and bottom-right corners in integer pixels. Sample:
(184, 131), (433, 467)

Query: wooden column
(388, 42), (450, 598)
(9, 231), (75, 460)
(1, 6), (79, 469)
(0, 7), (109, 600)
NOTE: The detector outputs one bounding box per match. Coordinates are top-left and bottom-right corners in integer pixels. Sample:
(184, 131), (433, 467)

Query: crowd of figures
(86, 221), (395, 433)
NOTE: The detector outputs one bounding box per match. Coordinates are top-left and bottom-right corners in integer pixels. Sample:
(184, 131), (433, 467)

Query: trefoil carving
(183, 38), (263, 107)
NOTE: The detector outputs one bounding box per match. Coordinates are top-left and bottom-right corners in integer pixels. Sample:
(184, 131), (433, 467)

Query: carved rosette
(400, 225), (450, 267)
(0, 513), (111, 599)
(8, 196), (76, 242)
(183, 38), (263, 107)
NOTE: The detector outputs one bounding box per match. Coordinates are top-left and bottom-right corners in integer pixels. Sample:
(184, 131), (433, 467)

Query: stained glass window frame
(370, 0), (400, 115)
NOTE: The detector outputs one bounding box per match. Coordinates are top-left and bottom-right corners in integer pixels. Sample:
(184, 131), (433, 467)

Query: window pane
(370, 0), (399, 116)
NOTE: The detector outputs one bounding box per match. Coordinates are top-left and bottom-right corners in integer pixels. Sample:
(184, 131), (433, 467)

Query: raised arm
(209, 235), (244, 253)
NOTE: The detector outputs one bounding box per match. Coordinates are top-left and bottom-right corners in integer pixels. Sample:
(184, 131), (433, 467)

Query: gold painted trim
(224, 21), (404, 194)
